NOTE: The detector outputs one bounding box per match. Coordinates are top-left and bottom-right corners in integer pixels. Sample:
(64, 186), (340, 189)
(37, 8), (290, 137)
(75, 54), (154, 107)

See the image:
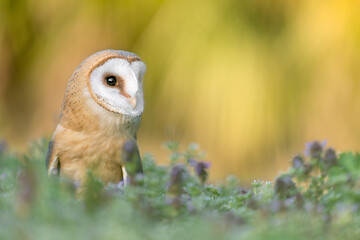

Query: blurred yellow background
(1, 0), (360, 182)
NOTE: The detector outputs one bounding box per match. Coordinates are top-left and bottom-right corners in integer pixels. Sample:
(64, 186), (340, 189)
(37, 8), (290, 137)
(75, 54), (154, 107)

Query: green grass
(0, 139), (360, 240)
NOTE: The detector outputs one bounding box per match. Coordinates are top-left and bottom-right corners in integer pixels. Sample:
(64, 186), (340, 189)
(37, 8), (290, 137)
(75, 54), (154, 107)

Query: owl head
(59, 50), (146, 131)
(86, 50), (146, 116)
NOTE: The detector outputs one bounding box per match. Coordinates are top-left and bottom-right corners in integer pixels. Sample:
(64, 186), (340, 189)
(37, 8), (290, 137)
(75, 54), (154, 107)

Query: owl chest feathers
(54, 89), (141, 184)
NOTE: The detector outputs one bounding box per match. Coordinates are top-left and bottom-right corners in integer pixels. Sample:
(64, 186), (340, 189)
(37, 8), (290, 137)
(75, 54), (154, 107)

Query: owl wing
(131, 141), (143, 174)
(46, 140), (60, 175)
(122, 140), (143, 184)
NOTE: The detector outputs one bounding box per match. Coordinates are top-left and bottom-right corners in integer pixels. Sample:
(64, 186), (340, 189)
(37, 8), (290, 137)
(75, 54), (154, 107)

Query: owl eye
(105, 76), (117, 86)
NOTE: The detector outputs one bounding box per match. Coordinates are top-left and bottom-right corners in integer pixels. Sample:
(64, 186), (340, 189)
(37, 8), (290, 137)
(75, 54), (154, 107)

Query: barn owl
(46, 50), (145, 189)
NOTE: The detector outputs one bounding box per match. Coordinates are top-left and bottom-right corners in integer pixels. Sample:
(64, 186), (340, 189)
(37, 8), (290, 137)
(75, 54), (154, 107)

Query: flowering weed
(0, 139), (359, 239)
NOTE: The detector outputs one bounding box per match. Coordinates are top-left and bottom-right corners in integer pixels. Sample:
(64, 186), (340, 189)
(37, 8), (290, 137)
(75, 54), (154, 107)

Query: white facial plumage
(89, 58), (146, 116)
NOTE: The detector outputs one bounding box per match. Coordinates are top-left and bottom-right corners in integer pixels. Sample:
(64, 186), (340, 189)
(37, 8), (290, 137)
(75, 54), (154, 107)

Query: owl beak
(128, 97), (137, 109)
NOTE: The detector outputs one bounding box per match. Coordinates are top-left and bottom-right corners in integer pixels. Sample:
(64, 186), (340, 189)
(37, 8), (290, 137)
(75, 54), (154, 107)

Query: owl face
(88, 56), (146, 117)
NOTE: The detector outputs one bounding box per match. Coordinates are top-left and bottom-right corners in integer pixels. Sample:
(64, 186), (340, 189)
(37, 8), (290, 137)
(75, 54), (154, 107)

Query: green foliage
(0, 139), (360, 239)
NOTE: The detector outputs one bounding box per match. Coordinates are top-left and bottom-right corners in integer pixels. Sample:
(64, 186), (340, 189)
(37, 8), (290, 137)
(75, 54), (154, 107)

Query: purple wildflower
(305, 140), (327, 158)
(303, 163), (312, 175)
(189, 160), (211, 184)
(323, 148), (337, 169)
(292, 155), (304, 169)
(167, 164), (187, 195)
(274, 175), (296, 198)
(188, 158), (197, 166)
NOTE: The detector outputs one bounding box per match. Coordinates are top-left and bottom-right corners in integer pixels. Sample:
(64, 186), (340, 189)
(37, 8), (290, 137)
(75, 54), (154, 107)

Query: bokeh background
(1, 0), (360, 183)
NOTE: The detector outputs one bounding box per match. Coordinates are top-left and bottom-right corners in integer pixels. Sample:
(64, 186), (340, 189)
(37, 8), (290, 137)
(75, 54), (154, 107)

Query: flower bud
(305, 141), (327, 159)
(292, 155), (304, 169)
(323, 148), (337, 169)
(274, 175), (296, 198)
